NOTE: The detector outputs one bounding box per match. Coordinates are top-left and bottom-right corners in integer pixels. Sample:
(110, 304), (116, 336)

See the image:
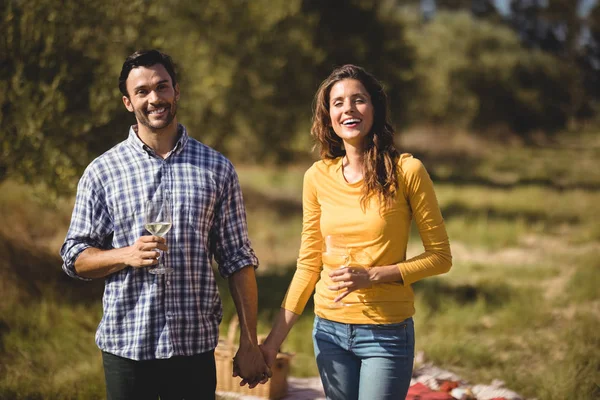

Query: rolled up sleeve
(211, 164), (259, 278)
(60, 170), (113, 281)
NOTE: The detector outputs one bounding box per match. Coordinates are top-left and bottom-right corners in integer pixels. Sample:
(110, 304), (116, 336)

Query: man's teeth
(148, 107), (166, 114)
(343, 119), (360, 125)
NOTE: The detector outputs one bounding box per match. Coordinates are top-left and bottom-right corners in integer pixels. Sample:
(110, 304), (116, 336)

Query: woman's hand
(260, 343), (278, 369)
(328, 266), (372, 302)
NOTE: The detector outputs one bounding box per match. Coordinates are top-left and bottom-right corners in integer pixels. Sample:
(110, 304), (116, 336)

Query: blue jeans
(313, 316), (415, 400)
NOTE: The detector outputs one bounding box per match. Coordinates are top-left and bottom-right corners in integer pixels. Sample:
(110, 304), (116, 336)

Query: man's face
(122, 64), (180, 132)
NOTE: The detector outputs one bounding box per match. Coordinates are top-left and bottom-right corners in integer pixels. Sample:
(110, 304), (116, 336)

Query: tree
(147, 0), (417, 163)
(404, 11), (580, 136)
(0, 0), (156, 194)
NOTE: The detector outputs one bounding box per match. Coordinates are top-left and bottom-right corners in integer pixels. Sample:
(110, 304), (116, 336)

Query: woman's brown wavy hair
(311, 64), (399, 209)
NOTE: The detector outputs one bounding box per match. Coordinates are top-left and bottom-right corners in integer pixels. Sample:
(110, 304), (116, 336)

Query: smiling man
(60, 49), (270, 399)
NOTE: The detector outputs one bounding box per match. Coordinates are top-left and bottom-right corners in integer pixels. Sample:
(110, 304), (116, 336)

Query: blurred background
(1, 0), (599, 399)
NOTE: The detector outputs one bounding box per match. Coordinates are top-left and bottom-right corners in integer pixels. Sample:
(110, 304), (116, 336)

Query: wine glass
(344, 249), (373, 305)
(322, 235), (350, 308)
(144, 193), (173, 274)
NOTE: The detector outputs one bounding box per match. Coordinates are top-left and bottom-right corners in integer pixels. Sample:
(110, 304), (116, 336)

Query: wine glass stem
(158, 249), (165, 268)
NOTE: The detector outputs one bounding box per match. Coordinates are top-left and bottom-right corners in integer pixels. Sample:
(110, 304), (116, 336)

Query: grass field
(1, 130), (598, 399)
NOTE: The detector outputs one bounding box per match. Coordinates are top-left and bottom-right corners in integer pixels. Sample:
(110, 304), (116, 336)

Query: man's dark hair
(118, 49), (178, 97)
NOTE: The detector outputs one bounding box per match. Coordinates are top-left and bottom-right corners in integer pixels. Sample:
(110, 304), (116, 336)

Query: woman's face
(328, 78), (374, 150)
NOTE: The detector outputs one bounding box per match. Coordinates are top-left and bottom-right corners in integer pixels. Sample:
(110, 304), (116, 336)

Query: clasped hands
(232, 341), (274, 388)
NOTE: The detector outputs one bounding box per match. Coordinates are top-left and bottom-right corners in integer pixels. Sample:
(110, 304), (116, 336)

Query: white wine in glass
(145, 195), (173, 274)
(322, 235), (350, 308)
(145, 222), (172, 237)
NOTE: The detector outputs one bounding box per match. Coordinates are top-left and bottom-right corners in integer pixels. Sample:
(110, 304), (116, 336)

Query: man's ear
(123, 96), (134, 112)
(174, 83), (180, 101)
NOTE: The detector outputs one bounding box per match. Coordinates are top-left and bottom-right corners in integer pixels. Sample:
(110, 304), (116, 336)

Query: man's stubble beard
(135, 99), (178, 133)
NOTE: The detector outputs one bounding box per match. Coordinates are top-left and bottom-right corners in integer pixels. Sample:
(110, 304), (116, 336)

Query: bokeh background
(1, 1), (599, 399)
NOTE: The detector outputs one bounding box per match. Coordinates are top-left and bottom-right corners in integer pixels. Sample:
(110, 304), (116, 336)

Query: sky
(492, 0), (598, 16)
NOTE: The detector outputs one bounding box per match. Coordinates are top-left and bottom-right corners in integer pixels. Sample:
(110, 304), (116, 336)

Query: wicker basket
(215, 316), (293, 399)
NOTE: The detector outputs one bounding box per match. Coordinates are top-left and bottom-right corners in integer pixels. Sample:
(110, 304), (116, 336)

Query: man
(60, 49), (270, 399)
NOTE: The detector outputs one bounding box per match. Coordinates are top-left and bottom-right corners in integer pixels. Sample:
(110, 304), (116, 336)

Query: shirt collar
(126, 124), (189, 157)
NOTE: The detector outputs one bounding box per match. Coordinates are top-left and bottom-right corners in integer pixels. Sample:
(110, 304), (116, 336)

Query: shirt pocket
(177, 181), (218, 236)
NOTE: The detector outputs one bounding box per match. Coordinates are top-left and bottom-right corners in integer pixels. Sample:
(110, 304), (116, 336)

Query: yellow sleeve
(281, 166), (323, 314)
(397, 156), (452, 285)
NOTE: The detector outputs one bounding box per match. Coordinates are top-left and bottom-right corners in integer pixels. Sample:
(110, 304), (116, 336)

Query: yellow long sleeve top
(281, 153), (452, 324)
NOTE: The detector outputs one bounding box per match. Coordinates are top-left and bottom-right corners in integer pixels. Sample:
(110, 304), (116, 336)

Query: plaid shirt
(60, 124), (258, 361)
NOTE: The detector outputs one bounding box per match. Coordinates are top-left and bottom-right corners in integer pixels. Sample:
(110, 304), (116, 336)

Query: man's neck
(136, 122), (179, 159)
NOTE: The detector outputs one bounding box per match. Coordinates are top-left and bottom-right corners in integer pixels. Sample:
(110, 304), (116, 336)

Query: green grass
(0, 293), (104, 400)
(2, 131), (599, 398)
(565, 254), (600, 303)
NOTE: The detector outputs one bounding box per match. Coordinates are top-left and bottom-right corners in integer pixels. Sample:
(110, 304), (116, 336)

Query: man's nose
(148, 89), (160, 103)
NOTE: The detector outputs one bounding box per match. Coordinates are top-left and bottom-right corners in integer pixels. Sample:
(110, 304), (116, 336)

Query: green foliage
(0, 0), (157, 194)
(148, 0), (416, 163)
(1, 0), (598, 195)
(404, 11), (580, 136)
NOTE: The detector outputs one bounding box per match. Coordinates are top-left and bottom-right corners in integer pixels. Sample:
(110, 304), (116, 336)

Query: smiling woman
(260, 64), (452, 400)
(328, 78), (374, 152)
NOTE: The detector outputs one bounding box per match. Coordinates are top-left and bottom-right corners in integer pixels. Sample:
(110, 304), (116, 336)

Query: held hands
(328, 266), (372, 303)
(125, 236), (168, 268)
(232, 341), (272, 388)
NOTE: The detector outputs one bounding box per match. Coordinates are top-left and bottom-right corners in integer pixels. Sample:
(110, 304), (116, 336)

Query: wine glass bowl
(144, 194), (173, 274)
(322, 235), (350, 308)
(345, 249), (373, 298)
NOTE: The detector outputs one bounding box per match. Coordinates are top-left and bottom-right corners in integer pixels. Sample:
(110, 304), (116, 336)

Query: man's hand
(232, 342), (272, 388)
(124, 236), (168, 268)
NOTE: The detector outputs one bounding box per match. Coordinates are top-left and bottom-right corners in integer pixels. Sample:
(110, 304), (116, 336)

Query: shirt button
(167, 312), (173, 318)
(166, 280), (171, 286)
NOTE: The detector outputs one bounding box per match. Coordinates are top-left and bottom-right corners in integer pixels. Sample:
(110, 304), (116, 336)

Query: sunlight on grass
(445, 214), (530, 249)
(237, 164), (306, 200)
(246, 209), (302, 270)
(565, 254), (600, 303)
(3, 133), (600, 398)
(0, 180), (73, 251)
(0, 295), (104, 399)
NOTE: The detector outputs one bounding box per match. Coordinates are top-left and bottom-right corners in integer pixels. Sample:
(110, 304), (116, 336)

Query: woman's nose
(342, 101), (355, 113)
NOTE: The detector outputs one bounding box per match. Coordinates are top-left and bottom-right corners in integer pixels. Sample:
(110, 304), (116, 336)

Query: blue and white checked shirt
(60, 124), (258, 360)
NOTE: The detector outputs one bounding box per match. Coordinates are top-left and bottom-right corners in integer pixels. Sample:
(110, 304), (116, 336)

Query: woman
(261, 65), (452, 399)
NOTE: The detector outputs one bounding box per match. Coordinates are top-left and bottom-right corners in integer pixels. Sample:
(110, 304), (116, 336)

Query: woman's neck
(342, 145), (365, 184)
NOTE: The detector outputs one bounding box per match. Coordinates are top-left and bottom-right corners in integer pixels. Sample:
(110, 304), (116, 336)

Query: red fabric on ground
(439, 380), (460, 392)
(406, 383), (455, 400)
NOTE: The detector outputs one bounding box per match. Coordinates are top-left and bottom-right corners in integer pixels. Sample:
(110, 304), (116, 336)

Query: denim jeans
(313, 315), (415, 400)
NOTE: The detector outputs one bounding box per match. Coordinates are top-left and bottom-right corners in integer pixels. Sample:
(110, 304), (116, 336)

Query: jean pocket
(361, 319), (414, 358)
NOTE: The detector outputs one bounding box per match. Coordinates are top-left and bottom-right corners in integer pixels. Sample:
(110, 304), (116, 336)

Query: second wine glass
(144, 194), (173, 274)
